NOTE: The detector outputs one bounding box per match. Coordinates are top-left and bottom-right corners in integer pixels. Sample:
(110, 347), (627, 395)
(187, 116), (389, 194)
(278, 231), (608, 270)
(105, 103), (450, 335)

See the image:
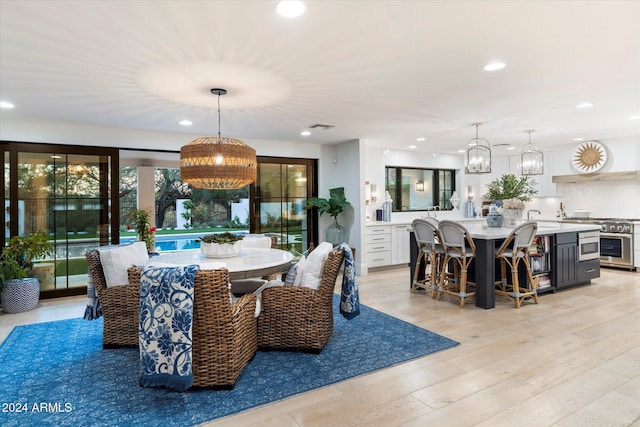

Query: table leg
(474, 238), (496, 309)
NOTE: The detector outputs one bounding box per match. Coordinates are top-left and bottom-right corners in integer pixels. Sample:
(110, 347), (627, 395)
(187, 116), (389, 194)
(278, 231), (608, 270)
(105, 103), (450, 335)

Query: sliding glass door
(251, 157), (317, 253)
(3, 142), (118, 297)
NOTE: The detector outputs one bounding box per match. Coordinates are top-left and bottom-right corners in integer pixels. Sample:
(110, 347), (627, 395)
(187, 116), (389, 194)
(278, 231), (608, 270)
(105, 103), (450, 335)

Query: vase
(485, 207), (503, 228)
(325, 217), (347, 246)
(501, 209), (523, 227)
(201, 241), (242, 258)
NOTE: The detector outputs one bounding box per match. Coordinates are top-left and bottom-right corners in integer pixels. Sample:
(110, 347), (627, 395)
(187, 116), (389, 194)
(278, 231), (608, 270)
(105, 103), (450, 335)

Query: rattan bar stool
(495, 221), (540, 308)
(411, 219), (444, 297)
(436, 220), (477, 307)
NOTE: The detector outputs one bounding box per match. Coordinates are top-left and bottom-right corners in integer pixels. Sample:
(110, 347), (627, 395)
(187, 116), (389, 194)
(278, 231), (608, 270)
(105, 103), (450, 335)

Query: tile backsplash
(528, 180), (640, 220)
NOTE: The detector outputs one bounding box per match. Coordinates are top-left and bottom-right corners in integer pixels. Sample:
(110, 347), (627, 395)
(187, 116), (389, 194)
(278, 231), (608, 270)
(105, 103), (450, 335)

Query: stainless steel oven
(565, 218), (635, 270)
(600, 232), (633, 269)
(578, 231), (600, 261)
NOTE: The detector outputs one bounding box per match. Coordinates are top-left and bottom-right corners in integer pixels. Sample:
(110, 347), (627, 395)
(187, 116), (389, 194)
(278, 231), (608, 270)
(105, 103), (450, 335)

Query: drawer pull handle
(372, 238), (385, 241)
(372, 246), (385, 250)
(585, 269), (596, 273)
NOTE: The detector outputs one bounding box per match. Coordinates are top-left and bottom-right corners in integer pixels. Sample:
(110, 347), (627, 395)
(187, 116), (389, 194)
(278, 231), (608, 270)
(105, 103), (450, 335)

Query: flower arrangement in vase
(500, 198), (526, 226)
(128, 209), (156, 253)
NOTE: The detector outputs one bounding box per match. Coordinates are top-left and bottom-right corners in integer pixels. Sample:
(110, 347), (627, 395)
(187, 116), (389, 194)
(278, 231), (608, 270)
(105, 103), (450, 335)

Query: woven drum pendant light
(180, 89), (257, 189)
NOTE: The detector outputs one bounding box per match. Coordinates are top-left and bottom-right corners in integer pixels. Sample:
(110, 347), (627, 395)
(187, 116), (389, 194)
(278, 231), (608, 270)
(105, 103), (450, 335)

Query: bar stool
(495, 221), (539, 308)
(411, 219), (444, 296)
(436, 220), (477, 307)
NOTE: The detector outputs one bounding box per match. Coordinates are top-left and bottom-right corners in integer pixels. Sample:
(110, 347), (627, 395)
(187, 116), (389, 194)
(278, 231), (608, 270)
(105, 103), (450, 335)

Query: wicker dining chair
(494, 221), (540, 308)
(86, 248), (140, 348)
(257, 248), (345, 353)
(128, 267), (257, 388)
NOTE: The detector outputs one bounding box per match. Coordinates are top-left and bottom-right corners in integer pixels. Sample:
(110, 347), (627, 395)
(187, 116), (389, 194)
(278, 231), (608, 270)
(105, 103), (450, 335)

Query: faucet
(527, 209), (541, 220)
(424, 205), (440, 218)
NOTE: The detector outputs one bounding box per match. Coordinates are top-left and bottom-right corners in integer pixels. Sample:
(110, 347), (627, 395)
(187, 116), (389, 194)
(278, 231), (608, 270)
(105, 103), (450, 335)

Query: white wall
(361, 136), (640, 221)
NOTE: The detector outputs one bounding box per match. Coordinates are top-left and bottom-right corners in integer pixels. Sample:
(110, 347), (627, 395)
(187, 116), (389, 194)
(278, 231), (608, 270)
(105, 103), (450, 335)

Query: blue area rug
(0, 296), (458, 426)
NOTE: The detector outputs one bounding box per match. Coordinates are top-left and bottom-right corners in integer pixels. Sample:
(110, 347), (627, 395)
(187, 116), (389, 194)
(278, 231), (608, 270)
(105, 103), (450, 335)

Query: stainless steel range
(564, 218), (635, 270)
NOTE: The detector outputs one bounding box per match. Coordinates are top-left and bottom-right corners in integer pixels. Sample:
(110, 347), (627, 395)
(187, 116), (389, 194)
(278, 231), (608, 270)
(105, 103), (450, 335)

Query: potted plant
(128, 208), (157, 254)
(1, 231), (54, 313)
(483, 174), (537, 226)
(199, 232), (244, 258)
(304, 187), (352, 245)
(483, 173), (538, 203)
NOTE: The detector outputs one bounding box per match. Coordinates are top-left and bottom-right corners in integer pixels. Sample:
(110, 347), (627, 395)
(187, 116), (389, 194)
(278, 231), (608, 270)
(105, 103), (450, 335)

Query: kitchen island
(409, 220), (601, 309)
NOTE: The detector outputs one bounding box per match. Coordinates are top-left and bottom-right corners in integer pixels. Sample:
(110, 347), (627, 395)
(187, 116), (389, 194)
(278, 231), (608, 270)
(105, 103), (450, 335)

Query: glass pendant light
(465, 123), (491, 174)
(520, 130), (544, 175)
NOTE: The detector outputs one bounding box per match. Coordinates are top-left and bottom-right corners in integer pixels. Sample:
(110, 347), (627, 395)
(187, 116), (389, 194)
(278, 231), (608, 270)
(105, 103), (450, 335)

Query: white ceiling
(1, 0), (639, 156)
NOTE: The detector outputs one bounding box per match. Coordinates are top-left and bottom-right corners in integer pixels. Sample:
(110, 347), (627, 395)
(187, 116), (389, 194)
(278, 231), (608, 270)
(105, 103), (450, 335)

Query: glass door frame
(250, 156), (318, 251)
(2, 141), (119, 298)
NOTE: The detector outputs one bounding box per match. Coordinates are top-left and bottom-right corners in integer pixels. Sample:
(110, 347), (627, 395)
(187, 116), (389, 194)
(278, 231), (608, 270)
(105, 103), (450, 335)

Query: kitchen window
(385, 167), (455, 212)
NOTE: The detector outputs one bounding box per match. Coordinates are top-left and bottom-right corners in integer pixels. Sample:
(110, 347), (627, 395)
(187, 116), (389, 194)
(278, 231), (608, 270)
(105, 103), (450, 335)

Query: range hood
(552, 170), (640, 184)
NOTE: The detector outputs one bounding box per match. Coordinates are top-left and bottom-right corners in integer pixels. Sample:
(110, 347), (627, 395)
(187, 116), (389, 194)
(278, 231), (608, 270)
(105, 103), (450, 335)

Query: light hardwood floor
(2, 267), (639, 426)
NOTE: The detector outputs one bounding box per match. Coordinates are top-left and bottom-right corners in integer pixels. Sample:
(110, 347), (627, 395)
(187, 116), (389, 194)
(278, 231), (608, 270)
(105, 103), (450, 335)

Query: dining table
(147, 247), (294, 280)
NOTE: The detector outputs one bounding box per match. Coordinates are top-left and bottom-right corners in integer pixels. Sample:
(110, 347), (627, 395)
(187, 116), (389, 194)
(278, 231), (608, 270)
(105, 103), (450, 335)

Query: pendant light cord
(217, 92), (221, 139)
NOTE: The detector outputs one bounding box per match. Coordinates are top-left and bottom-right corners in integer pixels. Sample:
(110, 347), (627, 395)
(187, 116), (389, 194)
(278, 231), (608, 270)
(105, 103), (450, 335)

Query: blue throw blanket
(337, 243), (360, 319)
(139, 265), (199, 391)
(83, 267), (102, 320)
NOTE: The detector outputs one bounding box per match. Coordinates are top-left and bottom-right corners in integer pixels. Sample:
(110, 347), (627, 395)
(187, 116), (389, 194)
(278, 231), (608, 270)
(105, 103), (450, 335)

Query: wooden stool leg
(459, 266), (467, 308)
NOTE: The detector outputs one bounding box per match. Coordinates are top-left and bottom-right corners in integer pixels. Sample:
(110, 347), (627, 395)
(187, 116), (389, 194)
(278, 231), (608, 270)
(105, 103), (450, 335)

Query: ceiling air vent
(309, 123), (335, 130)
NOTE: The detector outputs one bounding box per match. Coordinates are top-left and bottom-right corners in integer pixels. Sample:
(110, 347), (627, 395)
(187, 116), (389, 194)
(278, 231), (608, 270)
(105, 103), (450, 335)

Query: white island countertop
(454, 219), (600, 239)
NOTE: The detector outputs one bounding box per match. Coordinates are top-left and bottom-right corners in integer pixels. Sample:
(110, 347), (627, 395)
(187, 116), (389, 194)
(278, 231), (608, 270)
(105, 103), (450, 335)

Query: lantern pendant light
(180, 88), (257, 189)
(520, 130), (544, 175)
(465, 123), (491, 174)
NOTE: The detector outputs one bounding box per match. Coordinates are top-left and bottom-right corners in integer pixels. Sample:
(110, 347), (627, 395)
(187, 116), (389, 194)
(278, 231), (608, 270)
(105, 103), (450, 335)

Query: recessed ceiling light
(179, 120), (192, 126)
(629, 115), (640, 120)
(457, 149), (465, 153)
(300, 130), (311, 136)
(484, 61), (506, 71)
(576, 102), (593, 109)
(276, 1), (305, 18)
(408, 145), (417, 149)
(573, 137), (584, 141)
(416, 137), (426, 141)
(507, 146), (516, 150)
(0, 101), (15, 109)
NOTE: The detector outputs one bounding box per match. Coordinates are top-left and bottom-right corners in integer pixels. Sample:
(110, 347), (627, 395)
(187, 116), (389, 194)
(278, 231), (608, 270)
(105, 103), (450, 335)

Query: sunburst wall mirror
(571, 141), (607, 173)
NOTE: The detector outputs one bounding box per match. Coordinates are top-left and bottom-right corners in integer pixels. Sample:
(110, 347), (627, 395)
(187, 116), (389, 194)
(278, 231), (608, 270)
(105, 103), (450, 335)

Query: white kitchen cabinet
(365, 225), (392, 267)
(507, 155), (556, 197)
(391, 224), (411, 265)
(634, 222), (640, 269)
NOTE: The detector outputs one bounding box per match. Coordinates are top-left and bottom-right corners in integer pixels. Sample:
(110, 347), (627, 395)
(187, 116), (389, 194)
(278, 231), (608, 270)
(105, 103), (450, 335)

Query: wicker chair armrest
(232, 293), (257, 318)
(260, 286), (318, 312)
(127, 266), (142, 285)
(101, 281), (140, 303)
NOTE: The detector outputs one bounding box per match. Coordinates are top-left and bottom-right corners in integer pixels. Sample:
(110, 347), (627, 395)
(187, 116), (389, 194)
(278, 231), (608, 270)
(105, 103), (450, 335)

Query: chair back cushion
(438, 220), (475, 255)
(99, 242), (149, 287)
(240, 235), (273, 249)
(297, 241), (334, 289)
(412, 219), (436, 248)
